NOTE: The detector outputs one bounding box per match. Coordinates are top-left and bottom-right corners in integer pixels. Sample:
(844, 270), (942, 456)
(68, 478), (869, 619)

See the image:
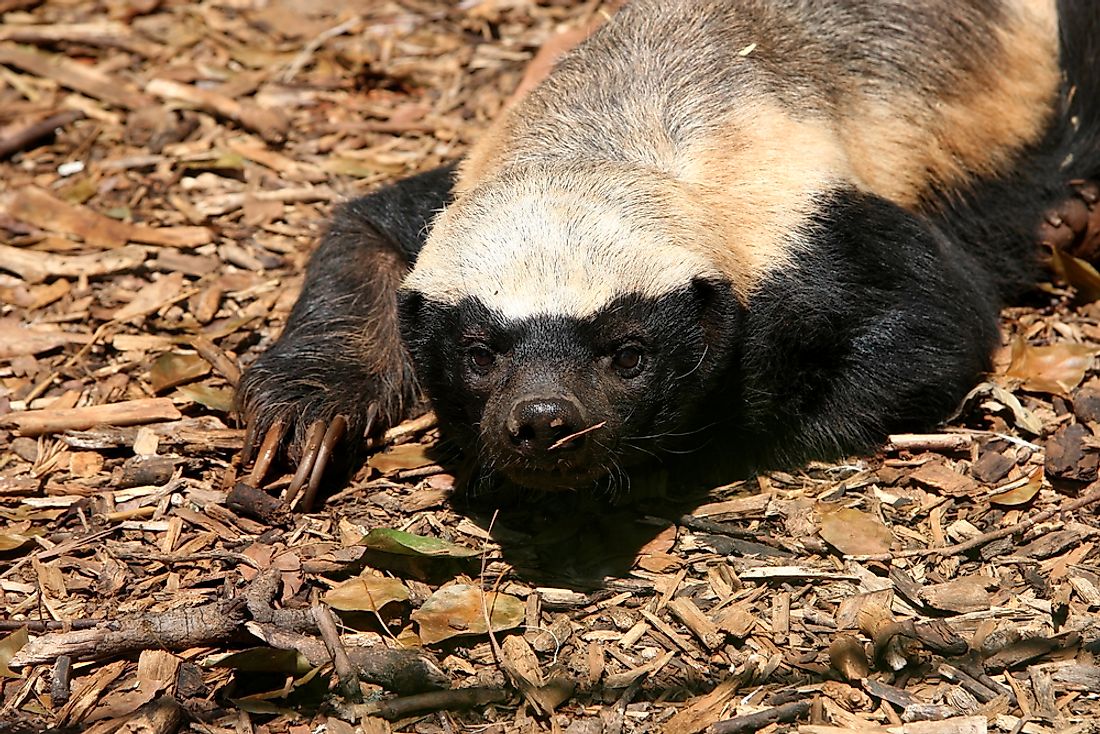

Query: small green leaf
(359, 528), (480, 559)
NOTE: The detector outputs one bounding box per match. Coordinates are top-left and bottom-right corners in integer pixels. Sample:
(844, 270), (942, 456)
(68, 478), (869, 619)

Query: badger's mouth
(498, 460), (614, 492)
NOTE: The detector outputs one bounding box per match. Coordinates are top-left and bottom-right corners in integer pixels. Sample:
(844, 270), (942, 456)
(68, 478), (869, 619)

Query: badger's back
(425, 0), (1064, 307)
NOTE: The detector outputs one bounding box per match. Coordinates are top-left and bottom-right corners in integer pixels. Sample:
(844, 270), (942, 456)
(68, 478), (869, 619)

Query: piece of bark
(0, 322), (93, 358)
(971, 448), (1015, 484)
(0, 243), (148, 283)
(0, 22), (162, 56)
(146, 78), (288, 144)
(667, 597), (724, 650)
(1045, 422), (1098, 482)
(226, 481), (288, 525)
(3, 398), (182, 435)
(0, 43), (152, 109)
(1, 187), (212, 248)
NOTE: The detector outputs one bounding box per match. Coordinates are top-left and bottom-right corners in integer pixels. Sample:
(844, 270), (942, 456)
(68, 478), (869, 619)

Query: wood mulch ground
(1, 1), (1099, 732)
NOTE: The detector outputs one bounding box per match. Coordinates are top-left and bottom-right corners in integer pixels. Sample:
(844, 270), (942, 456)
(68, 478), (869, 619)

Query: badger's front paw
(1039, 180), (1100, 260)
(236, 340), (417, 510)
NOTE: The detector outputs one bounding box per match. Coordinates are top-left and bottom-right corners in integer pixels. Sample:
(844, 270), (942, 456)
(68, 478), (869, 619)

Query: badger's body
(239, 0), (1100, 502)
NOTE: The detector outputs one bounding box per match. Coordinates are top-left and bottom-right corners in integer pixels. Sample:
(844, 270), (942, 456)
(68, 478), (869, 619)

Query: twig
(0, 109), (83, 158)
(706, 700), (812, 734)
(885, 433), (973, 452)
(312, 605), (363, 703)
(548, 421), (606, 451)
(189, 335), (241, 387)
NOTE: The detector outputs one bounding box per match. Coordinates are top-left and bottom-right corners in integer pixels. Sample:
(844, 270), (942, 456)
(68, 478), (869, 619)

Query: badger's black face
(399, 277), (738, 492)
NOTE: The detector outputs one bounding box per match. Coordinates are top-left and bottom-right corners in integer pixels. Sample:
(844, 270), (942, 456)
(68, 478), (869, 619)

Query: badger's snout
(505, 394), (587, 456)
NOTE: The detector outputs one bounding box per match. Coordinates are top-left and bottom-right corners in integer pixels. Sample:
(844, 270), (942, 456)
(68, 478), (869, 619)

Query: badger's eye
(611, 344), (644, 377)
(468, 345), (495, 370)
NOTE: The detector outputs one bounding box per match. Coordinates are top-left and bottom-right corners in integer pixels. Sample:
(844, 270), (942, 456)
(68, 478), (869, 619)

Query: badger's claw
(247, 417), (286, 487)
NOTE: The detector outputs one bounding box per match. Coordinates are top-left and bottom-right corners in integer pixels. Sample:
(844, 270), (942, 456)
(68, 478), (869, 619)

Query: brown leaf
(0, 627), (29, 678)
(323, 575), (409, 612)
(411, 583), (524, 644)
(818, 506), (894, 555)
(113, 272), (185, 322)
(989, 466), (1043, 506)
(1051, 246), (1100, 303)
(150, 352), (210, 393)
(1005, 338), (1097, 395)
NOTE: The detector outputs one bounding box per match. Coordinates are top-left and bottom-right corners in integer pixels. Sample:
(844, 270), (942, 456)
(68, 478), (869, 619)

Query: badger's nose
(506, 396), (586, 455)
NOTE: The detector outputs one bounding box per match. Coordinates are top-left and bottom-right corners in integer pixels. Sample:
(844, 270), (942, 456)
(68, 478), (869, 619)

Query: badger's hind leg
(236, 166), (453, 508)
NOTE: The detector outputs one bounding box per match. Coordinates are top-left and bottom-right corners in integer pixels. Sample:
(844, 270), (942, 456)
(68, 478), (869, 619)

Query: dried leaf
(818, 507), (894, 555)
(174, 383), (233, 412)
(150, 352), (210, 392)
(1051, 246), (1100, 303)
(0, 530), (32, 553)
(358, 528), (480, 559)
(412, 583), (524, 644)
(1005, 338), (1097, 395)
(323, 575), (409, 612)
(0, 627), (28, 678)
(367, 443), (433, 473)
(989, 466), (1043, 506)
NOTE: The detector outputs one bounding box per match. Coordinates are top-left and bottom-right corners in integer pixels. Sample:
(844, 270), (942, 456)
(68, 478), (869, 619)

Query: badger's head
(398, 164), (740, 492)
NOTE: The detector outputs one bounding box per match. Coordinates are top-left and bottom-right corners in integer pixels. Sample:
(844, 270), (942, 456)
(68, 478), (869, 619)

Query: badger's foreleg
(236, 165), (453, 507)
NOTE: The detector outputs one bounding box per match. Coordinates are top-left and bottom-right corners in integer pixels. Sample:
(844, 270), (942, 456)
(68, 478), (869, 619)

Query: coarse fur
(238, 0), (1100, 495)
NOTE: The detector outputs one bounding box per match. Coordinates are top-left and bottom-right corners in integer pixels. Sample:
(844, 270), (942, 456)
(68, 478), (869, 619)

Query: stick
(2, 398), (182, 435)
(0, 109), (83, 158)
(706, 700), (812, 734)
(313, 605), (363, 703)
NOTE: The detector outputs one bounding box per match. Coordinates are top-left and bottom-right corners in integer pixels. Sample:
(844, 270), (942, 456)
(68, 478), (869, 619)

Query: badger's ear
(691, 276), (738, 345)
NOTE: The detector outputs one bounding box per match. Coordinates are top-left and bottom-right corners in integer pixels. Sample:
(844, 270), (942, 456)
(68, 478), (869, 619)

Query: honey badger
(238, 0), (1100, 503)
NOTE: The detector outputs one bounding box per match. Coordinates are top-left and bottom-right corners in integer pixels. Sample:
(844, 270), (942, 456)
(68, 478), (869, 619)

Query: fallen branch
(706, 700), (812, 734)
(373, 687), (510, 721)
